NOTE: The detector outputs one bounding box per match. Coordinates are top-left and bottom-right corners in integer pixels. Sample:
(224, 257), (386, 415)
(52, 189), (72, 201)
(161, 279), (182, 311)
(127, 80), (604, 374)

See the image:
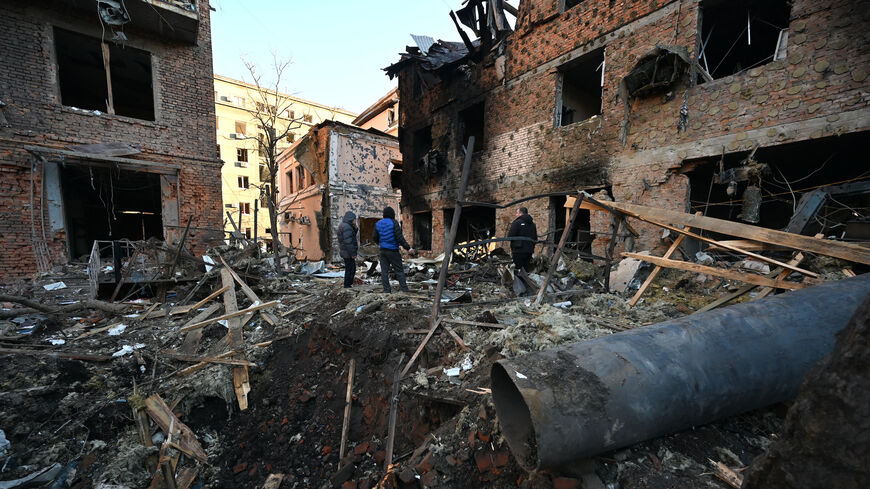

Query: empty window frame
(698, 0), (791, 81)
(556, 47), (604, 126)
(54, 27), (154, 120)
(413, 211), (433, 250)
(459, 102), (485, 149)
(412, 126), (433, 169)
(237, 148), (249, 162)
(390, 159), (403, 189)
(237, 176), (249, 189)
(560, 0), (585, 12)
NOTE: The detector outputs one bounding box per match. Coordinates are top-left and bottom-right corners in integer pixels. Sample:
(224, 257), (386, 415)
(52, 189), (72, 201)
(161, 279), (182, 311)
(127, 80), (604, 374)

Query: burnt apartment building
(388, 0), (870, 258)
(0, 0), (221, 279)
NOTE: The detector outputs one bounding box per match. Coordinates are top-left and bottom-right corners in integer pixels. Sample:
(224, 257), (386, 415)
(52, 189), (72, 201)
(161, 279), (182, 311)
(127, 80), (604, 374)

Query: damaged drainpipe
(491, 274), (870, 471)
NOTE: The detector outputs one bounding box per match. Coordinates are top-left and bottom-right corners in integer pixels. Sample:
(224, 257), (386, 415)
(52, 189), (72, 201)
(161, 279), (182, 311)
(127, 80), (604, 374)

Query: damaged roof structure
(0, 0), (222, 279)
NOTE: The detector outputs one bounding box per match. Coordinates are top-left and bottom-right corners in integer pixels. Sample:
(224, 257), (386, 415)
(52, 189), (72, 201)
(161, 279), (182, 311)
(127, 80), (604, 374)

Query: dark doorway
(550, 196), (593, 254)
(62, 166), (163, 259)
(413, 211), (433, 250)
(359, 217), (380, 246)
(443, 206), (496, 244)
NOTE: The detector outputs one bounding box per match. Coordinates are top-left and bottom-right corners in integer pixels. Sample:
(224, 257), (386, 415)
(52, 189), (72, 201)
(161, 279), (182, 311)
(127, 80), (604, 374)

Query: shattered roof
(385, 39), (476, 79)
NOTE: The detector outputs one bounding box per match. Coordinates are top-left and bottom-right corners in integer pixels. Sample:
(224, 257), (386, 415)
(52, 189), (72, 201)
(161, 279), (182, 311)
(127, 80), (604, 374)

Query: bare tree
(239, 55), (305, 269)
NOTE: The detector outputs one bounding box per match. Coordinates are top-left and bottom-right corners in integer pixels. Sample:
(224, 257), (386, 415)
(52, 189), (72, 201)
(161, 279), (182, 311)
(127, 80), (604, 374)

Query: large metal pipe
(491, 274), (870, 471)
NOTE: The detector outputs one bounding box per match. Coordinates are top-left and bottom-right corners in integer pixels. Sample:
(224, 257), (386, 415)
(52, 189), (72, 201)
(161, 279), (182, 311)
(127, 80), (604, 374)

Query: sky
(210, 0), (467, 114)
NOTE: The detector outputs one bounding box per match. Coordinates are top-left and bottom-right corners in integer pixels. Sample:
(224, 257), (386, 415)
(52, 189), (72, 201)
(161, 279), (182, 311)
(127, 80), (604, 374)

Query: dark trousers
(343, 257), (356, 288)
(379, 249), (408, 293)
(512, 252), (532, 272)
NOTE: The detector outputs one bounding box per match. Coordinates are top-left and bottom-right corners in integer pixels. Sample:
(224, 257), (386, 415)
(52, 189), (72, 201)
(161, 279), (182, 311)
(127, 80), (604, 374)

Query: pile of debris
(0, 194), (867, 489)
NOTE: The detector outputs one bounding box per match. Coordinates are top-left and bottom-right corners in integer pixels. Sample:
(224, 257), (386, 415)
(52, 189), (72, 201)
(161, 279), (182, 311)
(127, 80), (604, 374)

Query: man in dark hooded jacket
(338, 211), (358, 288)
(507, 207), (537, 271)
(373, 206), (415, 293)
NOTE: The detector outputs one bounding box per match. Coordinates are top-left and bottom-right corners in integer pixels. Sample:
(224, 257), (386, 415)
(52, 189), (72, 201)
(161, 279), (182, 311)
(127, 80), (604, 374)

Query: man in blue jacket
(373, 206), (415, 293)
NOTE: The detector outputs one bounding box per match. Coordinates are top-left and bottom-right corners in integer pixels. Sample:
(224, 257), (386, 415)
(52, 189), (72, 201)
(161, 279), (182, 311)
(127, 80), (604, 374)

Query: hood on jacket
(343, 211), (356, 223)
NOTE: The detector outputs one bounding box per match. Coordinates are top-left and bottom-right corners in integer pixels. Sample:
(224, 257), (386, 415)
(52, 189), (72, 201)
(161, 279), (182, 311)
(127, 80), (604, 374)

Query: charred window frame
(459, 102), (485, 151)
(555, 47), (604, 127)
(389, 159), (403, 189)
(411, 126), (433, 171)
(697, 0), (791, 82)
(54, 27), (155, 121)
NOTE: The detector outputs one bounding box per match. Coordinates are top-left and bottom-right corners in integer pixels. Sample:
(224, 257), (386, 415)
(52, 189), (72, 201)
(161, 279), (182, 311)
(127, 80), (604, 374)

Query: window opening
(390, 159), (403, 189)
(238, 176), (249, 189)
(561, 0), (585, 12)
(413, 211), (433, 250)
(459, 102), (485, 149)
(237, 148), (248, 162)
(698, 0), (791, 82)
(235, 121), (247, 135)
(54, 27), (154, 120)
(557, 47), (604, 126)
(239, 202), (251, 214)
(359, 218), (380, 246)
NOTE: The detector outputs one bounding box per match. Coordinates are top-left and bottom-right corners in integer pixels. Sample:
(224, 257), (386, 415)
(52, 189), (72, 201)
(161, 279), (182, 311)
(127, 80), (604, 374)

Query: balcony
(69, 0), (200, 44)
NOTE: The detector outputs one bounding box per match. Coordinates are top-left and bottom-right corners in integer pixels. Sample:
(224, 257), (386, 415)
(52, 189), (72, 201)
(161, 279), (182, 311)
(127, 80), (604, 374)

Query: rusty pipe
(491, 273), (870, 470)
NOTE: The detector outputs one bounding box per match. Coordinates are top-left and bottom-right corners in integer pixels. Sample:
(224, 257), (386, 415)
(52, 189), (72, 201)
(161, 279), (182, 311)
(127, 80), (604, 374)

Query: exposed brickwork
(395, 0), (870, 258)
(0, 0), (221, 279)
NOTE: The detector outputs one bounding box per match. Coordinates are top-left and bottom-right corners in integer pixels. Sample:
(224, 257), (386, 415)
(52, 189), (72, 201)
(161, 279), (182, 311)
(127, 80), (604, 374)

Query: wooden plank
(443, 325), (469, 351)
(587, 197), (817, 278)
(693, 284), (757, 314)
(179, 303), (221, 354)
(755, 252), (807, 300)
(220, 268), (250, 411)
(0, 347), (112, 362)
(177, 301), (279, 333)
(439, 318), (505, 329)
(176, 466), (199, 489)
(580, 198), (870, 265)
(143, 394), (208, 463)
(139, 302), (162, 320)
(707, 240), (787, 252)
(629, 212), (700, 308)
(622, 253), (809, 290)
(535, 193), (583, 306)
(339, 358), (356, 460)
(176, 349), (242, 377)
(400, 317), (442, 377)
(385, 354), (405, 467)
(171, 286), (230, 316)
(163, 351), (255, 367)
(217, 255), (279, 325)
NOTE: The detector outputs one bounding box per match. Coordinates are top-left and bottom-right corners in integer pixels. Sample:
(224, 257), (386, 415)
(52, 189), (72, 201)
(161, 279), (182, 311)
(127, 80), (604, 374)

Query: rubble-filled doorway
(549, 196), (593, 254)
(61, 166), (163, 259)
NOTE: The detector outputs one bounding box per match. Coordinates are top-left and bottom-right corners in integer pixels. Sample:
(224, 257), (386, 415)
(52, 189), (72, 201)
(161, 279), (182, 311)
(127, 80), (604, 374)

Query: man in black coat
(507, 206), (537, 271)
(338, 211), (358, 288)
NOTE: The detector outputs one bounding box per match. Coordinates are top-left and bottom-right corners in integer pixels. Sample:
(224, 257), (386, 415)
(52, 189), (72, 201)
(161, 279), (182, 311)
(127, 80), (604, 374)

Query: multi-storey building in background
(214, 75), (356, 248)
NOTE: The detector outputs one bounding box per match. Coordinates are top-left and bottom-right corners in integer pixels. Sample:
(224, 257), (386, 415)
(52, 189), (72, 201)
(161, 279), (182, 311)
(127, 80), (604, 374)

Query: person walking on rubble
(373, 206), (415, 293)
(338, 211), (359, 288)
(508, 206), (537, 272)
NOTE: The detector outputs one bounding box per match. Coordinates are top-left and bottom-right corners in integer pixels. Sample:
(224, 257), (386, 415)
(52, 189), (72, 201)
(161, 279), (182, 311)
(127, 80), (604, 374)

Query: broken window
(698, 0), (791, 81)
(387, 109), (396, 126)
(412, 126), (433, 172)
(54, 27), (154, 120)
(556, 47), (604, 126)
(237, 176), (249, 189)
(236, 148), (248, 163)
(685, 132), (870, 238)
(235, 121), (247, 135)
(413, 212), (433, 250)
(560, 0), (585, 12)
(459, 102), (485, 149)
(390, 159), (403, 189)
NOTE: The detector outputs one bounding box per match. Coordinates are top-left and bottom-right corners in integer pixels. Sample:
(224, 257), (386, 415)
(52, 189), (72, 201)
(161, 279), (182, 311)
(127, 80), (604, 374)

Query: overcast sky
(210, 0), (466, 114)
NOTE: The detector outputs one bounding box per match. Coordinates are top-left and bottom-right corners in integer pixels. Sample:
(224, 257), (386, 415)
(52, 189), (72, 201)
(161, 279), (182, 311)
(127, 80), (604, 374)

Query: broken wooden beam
(339, 358), (356, 460)
(177, 300), (279, 333)
(171, 285), (230, 316)
(400, 318), (443, 377)
(217, 255), (279, 325)
(143, 394), (208, 463)
(628, 212), (699, 307)
(162, 351), (256, 367)
(179, 303), (221, 355)
(443, 325), (469, 351)
(219, 268), (250, 411)
(0, 347), (112, 362)
(580, 198), (870, 265)
(385, 353), (405, 468)
(535, 193), (583, 306)
(622, 252), (809, 290)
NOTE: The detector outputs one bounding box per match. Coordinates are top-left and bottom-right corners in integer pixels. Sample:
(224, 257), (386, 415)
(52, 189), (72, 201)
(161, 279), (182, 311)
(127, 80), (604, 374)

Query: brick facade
(0, 0), (221, 279)
(393, 0), (870, 259)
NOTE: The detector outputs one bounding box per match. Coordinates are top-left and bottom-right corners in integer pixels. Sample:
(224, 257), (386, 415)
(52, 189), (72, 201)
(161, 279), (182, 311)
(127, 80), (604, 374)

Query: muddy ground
(0, 252), (858, 489)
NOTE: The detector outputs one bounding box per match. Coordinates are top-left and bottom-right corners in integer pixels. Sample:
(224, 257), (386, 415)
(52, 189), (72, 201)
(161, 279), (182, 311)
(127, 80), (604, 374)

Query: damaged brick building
(0, 0), (221, 279)
(388, 0), (870, 258)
